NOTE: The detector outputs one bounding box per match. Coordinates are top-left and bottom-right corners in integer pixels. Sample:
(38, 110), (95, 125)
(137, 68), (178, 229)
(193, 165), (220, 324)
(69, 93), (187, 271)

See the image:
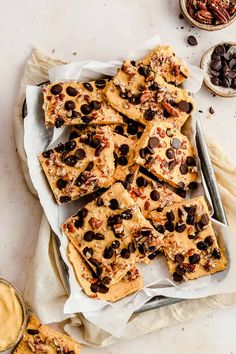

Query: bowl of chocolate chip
(180, 0), (236, 31)
(200, 42), (236, 97)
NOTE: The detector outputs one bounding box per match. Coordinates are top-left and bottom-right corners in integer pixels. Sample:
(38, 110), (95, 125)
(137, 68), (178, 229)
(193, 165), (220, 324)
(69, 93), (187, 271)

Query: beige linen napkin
(14, 49), (236, 347)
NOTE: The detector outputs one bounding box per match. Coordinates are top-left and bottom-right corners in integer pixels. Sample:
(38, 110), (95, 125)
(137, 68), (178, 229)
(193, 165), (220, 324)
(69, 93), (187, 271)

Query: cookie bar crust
(151, 196), (227, 282)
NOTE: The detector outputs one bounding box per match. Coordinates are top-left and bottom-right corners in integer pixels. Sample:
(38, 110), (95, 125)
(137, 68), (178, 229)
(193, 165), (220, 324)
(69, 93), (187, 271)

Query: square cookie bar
(129, 171), (182, 219)
(43, 79), (123, 128)
(134, 121), (198, 190)
(68, 242), (143, 301)
(150, 196), (227, 282)
(14, 315), (80, 354)
(138, 45), (190, 85)
(104, 61), (195, 127)
(39, 126), (115, 204)
(62, 183), (164, 286)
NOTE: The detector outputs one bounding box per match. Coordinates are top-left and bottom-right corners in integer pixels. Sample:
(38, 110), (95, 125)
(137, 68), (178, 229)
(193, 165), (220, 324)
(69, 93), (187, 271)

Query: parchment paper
(23, 35), (236, 337)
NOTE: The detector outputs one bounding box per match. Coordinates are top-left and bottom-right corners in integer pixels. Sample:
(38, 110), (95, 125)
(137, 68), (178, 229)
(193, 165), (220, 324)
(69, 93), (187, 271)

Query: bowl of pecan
(180, 0), (236, 31)
(200, 42), (236, 97)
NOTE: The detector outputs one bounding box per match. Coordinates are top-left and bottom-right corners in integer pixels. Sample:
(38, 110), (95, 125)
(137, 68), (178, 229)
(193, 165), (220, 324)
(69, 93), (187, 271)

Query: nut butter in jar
(0, 278), (27, 352)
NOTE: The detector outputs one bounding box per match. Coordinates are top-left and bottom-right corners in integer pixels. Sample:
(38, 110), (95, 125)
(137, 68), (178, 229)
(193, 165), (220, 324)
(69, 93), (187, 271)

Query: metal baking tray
(23, 89), (228, 313)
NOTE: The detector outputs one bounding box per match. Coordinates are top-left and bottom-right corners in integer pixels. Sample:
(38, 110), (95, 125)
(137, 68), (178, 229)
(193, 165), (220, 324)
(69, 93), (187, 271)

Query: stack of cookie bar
(39, 45), (227, 301)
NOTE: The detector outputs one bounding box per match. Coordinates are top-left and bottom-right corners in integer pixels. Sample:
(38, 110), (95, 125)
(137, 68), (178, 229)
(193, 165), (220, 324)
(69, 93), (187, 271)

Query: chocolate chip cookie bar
(43, 80), (123, 128)
(138, 45), (190, 85)
(104, 61), (195, 127)
(150, 196), (227, 282)
(134, 121), (198, 190)
(39, 126), (115, 204)
(68, 242), (143, 301)
(62, 183), (164, 285)
(14, 315), (80, 354)
(129, 171), (183, 219)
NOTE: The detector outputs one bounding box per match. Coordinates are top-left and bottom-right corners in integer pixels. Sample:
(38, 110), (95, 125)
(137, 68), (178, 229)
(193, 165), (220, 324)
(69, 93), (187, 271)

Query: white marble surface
(0, 0), (236, 353)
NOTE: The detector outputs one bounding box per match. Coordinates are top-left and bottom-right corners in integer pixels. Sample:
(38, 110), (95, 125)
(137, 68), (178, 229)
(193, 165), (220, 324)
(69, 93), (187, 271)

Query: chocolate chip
(221, 77), (232, 88)
(169, 160), (178, 171)
(94, 233), (105, 240)
(55, 118), (65, 128)
(83, 82), (93, 91)
(186, 214), (196, 225)
(180, 164), (188, 175)
(103, 247), (114, 259)
(96, 197), (104, 206)
(201, 213), (209, 225)
(166, 148), (175, 159)
(75, 148), (86, 160)
(85, 161), (94, 171)
(138, 244), (145, 255)
(210, 59), (222, 71)
(187, 35), (198, 46)
(69, 131), (79, 140)
(189, 254), (200, 264)
(84, 231), (95, 242)
(83, 247), (93, 258)
(66, 86), (78, 96)
(186, 156), (196, 166)
(188, 182), (198, 190)
(149, 82), (159, 91)
(148, 137), (159, 148)
(89, 258), (100, 267)
(148, 251), (159, 260)
(176, 188), (186, 198)
(126, 173), (135, 184)
(210, 76), (220, 86)
(188, 234), (197, 240)
(154, 224), (165, 234)
(71, 110), (80, 118)
(63, 155), (78, 166)
(55, 143), (65, 153)
(166, 128), (174, 137)
(121, 210), (133, 220)
(136, 176), (148, 188)
(175, 223), (186, 233)
(56, 178), (67, 190)
(81, 116), (93, 123)
(74, 218), (83, 228)
(165, 220), (175, 232)
(205, 236), (214, 246)
(95, 267), (103, 277)
(229, 58), (236, 69)
(80, 104), (92, 115)
(139, 228), (153, 237)
(212, 248), (221, 259)
(90, 283), (100, 293)
(60, 196), (71, 203)
(111, 240), (120, 249)
(213, 45), (225, 56)
(101, 277), (111, 285)
(90, 100), (101, 110)
(144, 108), (156, 121)
(120, 90), (129, 99)
(175, 264), (186, 276)
(138, 65), (150, 76)
(107, 214), (122, 226)
(144, 146), (155, 155)
(95, 79), (106, 89)
(178, 100), (190, 113)
(197, 241), (208, 251)
(139, 148), (146, 159)
(65, 140), (76, 152)
(27, 329), (40, 335)
(150, 190), (160, 201)
(175, 254), (184, 264)
(42, 149), (53, 158)
(123, 181), (131, 191)
(171, 138), (181, 149)
(120, 248), (130, 259)
(64, 100), (76, 111)
(109, 198), (119, 210)
(119, 144), (129, 155)
(115, 125), (124, 135)
(128, 241), (136, 253)
(173, 272), (183, 282)
(77, 207), (88, 219)
(51, 84), (63, 95)
(127, 121), (139, 135)
(129, 94), (141, 105)
(98, 284), (109, 294)
(166, 210), (175, 221)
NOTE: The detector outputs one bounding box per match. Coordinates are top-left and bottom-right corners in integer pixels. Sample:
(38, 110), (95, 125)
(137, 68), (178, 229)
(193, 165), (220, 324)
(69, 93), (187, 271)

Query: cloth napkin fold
(14, 49), (236, 347)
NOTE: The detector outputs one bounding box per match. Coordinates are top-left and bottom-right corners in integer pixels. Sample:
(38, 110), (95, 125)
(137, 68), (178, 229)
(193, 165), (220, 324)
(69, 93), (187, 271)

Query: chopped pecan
(89, 217), (102, 230)
(162, 101), (180, 117)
